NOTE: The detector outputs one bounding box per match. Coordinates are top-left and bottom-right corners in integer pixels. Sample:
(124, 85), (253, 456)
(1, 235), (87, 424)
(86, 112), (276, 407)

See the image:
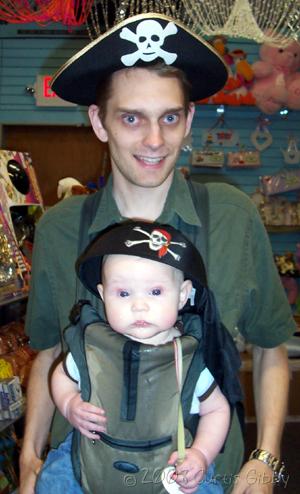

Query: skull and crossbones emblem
(125, 226), (186, 261)
(120, 19), (178, 67)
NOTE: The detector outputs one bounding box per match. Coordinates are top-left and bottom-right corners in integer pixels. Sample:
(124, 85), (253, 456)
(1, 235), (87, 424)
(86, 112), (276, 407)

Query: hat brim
(76, 222), (207, 298)
(51, 13), (228, 105)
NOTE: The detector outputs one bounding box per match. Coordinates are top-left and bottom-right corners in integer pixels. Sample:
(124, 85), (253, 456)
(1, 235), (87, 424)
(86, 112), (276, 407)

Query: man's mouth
(135, 155), (165, 165)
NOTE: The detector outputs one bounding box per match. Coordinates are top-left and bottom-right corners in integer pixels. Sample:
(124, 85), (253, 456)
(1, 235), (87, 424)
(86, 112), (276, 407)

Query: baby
(36, 221), (231, 494)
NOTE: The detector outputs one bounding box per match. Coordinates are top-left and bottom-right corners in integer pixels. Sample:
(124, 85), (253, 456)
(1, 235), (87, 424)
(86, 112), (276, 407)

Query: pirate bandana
(51, 13), (228, 106)
(76, 221), (207, 299)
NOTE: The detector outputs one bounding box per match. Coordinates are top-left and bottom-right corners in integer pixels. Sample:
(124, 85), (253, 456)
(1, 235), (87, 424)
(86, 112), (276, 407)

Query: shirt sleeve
(63, 353), (81, 388)
(25, 222), (61, 349)
(241, 206), (296, 347)
(189, 367), (216, 414)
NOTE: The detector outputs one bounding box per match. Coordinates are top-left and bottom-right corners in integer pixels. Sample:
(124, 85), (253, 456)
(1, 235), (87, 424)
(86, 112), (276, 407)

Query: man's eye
(151, 288), (161, 296)
(123, 115), (137, 124)
(119, 290), (129, 297)
(164, 114), (178, 124)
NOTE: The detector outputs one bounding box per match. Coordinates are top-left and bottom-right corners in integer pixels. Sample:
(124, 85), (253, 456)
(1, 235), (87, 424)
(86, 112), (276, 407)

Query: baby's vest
(65, 304), (203, 494)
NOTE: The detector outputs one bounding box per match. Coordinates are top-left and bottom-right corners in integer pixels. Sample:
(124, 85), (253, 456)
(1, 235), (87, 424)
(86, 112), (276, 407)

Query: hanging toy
(252, 40), (300, 114)
(251, 116), (273, 151)
(281, 135), (300, 164)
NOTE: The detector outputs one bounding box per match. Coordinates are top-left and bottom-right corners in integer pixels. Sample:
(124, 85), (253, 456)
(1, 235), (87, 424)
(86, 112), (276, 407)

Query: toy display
(250, 188), (300, 227)
(0, 150), (44, 273)
(0, 150), (43, 211)
(0, 321), (36, 389)
(274, 252), (299, 305)
(261, 169), (300, 196)
(227, 150), (260, 168)
(191, 150), (224, 168)
(252, 40), (300, 114)
(200, 37), (256, 106)
(0, 205), (30, 302)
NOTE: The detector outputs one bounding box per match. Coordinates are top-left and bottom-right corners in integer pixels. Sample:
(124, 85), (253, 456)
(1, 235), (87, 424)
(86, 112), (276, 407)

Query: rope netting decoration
(0, 0), (95, 25)
(86, 0), (299, 46)
(181, 0), (300, 46)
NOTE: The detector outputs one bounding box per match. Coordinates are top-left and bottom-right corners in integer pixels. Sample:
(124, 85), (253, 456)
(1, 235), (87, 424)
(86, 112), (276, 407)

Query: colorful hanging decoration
(202, 114), (240, 147)
(250, 116), (273, 152)
(0, 0), (94, 26)
(282, 136), (300, 165)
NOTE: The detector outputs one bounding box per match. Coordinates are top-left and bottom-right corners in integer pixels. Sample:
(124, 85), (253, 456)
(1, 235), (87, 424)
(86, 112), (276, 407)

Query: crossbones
(125, 226), (186, 261)
(120, 19), (178, 66)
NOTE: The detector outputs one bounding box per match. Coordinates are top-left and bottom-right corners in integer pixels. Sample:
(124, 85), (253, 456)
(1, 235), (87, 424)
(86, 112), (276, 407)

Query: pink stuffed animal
(252, 40), (300, 114)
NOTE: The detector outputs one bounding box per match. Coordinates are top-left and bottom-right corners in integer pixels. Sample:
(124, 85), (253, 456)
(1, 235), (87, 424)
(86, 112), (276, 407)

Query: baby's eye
(151, 288), (161, 296)
(119, 290), (129, 297)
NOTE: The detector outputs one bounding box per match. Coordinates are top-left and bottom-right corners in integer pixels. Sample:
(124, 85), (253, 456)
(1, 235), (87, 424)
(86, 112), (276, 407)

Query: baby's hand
(64, 393), (107, 439)
(167, 447), (208, 494)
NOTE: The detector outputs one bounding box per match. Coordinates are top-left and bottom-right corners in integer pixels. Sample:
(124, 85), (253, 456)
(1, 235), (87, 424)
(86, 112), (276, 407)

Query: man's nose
(143, 123), (164, 149)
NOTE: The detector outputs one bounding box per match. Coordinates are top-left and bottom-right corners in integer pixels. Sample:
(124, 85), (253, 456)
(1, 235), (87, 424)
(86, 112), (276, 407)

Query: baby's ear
(97, 283), (104, 301)
(178, 279), (193, 310)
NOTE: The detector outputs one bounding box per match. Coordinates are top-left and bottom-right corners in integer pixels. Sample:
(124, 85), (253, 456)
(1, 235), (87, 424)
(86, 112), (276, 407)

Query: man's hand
(19, 452), (43, 494)
(167, 447), (208, 493)
(64, 393), (107, 439)
(232, 459), (275, 494)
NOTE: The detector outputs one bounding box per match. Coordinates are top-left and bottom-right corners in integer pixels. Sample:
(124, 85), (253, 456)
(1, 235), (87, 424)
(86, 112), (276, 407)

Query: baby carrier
(64, 179), (244, 493)
(64, 304), (204, 493)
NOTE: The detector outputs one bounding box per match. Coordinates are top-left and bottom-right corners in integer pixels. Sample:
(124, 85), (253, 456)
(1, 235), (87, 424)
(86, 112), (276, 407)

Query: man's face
(89, 68), (194, 189)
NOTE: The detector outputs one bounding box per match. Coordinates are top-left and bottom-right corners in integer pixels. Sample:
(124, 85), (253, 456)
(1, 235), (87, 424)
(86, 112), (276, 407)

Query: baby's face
(97, 255), (192, 345)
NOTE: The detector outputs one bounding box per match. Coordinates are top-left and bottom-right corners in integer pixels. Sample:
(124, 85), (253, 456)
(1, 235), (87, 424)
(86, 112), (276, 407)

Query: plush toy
(57, 177), (96, 199)
(252, 40), (300, 114)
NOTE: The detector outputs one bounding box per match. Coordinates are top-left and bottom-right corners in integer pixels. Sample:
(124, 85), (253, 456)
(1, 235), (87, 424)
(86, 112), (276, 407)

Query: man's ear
(88, 104), (108, 143)
(178, 279), (193, 310)
(184, 102), (195, 138)
(97, 283), (104, 301)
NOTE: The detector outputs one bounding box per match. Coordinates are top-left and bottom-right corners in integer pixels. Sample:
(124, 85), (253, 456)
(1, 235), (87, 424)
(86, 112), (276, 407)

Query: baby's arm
(51, 361), (107, 439)
(168, 385), (230, 494)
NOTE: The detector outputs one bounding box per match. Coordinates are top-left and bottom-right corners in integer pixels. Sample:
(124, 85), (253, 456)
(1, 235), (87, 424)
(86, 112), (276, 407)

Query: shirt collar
(158, 170), (202, 227)
(88, 174), (121, 236)
(88, 169), (201, 236)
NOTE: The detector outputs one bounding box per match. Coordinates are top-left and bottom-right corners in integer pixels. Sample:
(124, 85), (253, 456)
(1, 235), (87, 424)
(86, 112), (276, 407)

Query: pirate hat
(76, 220), (207, 300)
(51, 13), (228, 105)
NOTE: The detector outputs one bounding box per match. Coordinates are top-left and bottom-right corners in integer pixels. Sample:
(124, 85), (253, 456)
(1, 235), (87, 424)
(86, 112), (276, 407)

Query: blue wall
(0, 23), (300, 257)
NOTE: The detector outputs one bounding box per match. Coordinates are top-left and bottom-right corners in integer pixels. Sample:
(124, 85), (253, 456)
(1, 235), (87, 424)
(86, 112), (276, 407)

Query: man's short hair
(96, 62), (191, 123)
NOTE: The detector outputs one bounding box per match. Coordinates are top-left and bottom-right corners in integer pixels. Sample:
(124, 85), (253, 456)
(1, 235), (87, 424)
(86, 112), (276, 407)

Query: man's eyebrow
(116, 106), (185, 115)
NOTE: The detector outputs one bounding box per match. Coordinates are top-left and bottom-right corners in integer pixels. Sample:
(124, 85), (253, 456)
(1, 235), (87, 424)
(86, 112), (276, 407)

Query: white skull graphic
(120, 19), (178, 66)
(125, 226), (186, 261)
(149, 229), (170, 250)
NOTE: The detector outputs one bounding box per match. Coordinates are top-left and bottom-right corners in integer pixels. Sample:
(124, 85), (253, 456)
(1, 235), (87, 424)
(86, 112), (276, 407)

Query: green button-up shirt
(25, 170), (295, 491)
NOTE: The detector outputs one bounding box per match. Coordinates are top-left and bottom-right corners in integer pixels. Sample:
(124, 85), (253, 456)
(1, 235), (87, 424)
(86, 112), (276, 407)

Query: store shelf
(266, 225), (300, 233)
(0, 293), (28, 308)
(0, 411), (23, 433)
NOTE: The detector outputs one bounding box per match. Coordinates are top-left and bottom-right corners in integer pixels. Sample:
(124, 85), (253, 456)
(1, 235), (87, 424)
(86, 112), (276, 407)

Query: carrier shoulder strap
(78, 189), (104, 256)
(186, 179), (244, 428)
(185, 179), (209, 265)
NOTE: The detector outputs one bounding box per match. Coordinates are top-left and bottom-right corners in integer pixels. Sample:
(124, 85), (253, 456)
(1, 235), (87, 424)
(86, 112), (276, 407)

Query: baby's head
(97, 254), (192, 344)
(76, 222), (207, 344)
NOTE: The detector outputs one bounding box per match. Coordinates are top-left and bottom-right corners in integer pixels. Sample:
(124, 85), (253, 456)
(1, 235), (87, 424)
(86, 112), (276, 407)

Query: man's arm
(19, 344), (61, 494)
(232, 344), (289, 494)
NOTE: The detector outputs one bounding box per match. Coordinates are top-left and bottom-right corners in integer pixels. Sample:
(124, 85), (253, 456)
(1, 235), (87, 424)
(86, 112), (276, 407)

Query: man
(20, 12), (294, 494)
